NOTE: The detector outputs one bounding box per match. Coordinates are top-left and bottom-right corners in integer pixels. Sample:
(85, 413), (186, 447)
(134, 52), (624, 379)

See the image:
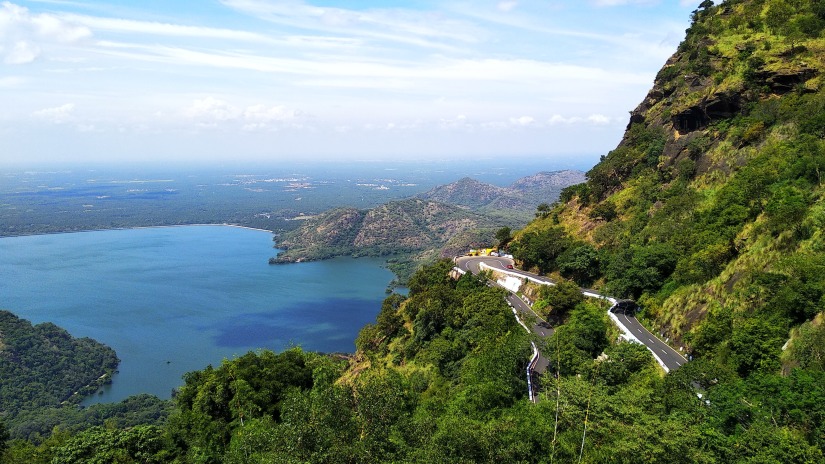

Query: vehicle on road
(506, 264), (514, 269)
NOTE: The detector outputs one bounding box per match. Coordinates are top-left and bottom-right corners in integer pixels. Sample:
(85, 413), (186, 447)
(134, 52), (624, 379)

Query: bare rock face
(755, 67), (818, 94)
(672, 91), (742, 134)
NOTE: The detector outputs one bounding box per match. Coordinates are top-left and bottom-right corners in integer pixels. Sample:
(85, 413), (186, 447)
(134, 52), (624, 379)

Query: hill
(271, 198), (504, 266)
(271, 171), (586, 281)
(416, 170), (586, 219)
(0, 311), (119, 435)
(511, 0), (825, 375)
(5, 2), (825, 463)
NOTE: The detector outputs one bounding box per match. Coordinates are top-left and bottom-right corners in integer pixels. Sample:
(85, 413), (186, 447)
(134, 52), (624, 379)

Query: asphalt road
(614, 311), (687, 370)
(456, 256), (552, 375)
(454, 255), (687, 374)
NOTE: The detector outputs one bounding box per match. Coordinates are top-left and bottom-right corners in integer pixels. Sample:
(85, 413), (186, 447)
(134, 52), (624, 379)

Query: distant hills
(271, 170), (585, 275)
(416, 170), (586, 215)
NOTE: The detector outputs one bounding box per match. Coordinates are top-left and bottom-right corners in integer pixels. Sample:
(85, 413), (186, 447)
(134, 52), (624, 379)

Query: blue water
(0, 226), (393, 404)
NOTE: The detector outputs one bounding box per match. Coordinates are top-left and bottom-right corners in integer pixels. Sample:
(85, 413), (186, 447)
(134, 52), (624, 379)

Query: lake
(0, 225), (393, 404)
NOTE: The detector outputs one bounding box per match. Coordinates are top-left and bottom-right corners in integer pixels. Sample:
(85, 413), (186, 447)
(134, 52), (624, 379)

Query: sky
(0, 0), (701, 167)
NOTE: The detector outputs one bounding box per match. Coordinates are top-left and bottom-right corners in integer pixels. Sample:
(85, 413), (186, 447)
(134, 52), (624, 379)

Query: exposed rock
(756, 67), (818, 94)
(672, 91), (742, 134)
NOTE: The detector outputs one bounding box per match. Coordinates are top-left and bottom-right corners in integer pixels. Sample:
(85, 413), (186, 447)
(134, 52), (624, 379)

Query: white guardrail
(455, 265), (540, 401)
(473, 263), (673, 374)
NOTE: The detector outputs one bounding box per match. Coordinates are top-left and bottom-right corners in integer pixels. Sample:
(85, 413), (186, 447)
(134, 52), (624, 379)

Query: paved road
(614, 312), (686, 370)
(455, 255), (687, 373)
(457, 256), (552, 375)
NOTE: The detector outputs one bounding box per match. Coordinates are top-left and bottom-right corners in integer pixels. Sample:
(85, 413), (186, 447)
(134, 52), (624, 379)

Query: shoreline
(0, 223), (274, 239)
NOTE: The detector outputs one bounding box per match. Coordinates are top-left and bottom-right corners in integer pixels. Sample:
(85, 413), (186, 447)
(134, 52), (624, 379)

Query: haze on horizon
(1, 0), (698, 167)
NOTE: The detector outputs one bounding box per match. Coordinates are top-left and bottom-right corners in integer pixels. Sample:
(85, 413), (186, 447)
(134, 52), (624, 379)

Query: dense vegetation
(512, 0), (825, 368)
(3, 1), (825, 462)
(5, 259), (822, 462)
(0, 311), (119, 436)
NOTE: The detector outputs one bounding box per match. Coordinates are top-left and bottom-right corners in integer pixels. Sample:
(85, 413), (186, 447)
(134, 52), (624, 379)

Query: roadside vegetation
(3, 1), (825, 462)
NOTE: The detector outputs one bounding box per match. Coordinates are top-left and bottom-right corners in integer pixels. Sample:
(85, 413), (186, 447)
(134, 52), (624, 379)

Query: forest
(3, 260), (823, 462)
(3, 0), (825, 462)
(0, 312), (120, 439)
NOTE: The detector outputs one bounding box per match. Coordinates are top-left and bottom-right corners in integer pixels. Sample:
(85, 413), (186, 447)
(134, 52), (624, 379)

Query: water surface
(0, 226), (392, 403)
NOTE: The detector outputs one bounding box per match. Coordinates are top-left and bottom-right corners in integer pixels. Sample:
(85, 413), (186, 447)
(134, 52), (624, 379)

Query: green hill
(512, 0), (825, 370)
(271, 198), (504, 264)
(4, 2), (825, 463)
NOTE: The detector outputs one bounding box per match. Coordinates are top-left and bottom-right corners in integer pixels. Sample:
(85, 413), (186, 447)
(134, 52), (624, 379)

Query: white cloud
(183, 98), (305, 131)
(184, 97), (240, 125)
(219, 0), (482, 51)
(587, 114), (612, 124)
(4, 40), (39, 63)
(497, 1), (518, 12)
(0, 2), (91, 64)
(439, 114), (473, 131)
(0, 75), (24, 87)
(510, 115), (535, 126)
(548, 113), (617, 125)
(32, 103), (75, 123)
(243, 104), (303, 131)
(591, 0), (659, 6)
(60, 13), (275, 43)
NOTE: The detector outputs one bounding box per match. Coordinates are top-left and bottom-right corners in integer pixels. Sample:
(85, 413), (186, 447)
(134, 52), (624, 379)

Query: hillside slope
(6, 3), (825, 463)
(0, 311), (119, 435)
(272, 171), (585, 275)
(271, 198), (504, 264)
(416, 170), (586, 218)
(511, 0), (825, 373)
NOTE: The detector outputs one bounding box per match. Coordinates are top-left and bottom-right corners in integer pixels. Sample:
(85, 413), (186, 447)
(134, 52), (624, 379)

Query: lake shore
(0, 222), (274, 239)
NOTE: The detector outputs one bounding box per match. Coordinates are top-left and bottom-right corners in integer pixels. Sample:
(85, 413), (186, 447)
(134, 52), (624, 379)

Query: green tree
(48, 425), (173, 464)
(535, 279), (585, 320)
(0, 419), (8, 456)
(557, 244), (600, 286)
(494, 226), (512, 248)
(535, 202), (551, 218)
(511, 227), (572, 274)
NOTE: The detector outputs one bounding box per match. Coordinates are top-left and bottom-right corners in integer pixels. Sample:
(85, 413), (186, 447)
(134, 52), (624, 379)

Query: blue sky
(1, 0), (700, 167)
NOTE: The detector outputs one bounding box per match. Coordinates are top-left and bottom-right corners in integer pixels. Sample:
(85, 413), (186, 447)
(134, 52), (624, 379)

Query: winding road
(454, 255), (687, 397)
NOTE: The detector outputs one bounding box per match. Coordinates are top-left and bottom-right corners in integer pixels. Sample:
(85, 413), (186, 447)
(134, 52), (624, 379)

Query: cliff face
(516, 0), (825, 366)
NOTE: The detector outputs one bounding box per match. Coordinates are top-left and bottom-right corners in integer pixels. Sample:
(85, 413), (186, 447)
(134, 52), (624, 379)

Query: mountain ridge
(271, 170), (586, 274)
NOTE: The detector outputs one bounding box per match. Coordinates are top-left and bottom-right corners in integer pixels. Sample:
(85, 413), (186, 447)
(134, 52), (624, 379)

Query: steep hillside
(511, 0), (825, 373)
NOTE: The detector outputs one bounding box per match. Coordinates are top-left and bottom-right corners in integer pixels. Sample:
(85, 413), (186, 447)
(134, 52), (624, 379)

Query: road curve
(454, 256), (687, 374)
(456, 256), (552, 372)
